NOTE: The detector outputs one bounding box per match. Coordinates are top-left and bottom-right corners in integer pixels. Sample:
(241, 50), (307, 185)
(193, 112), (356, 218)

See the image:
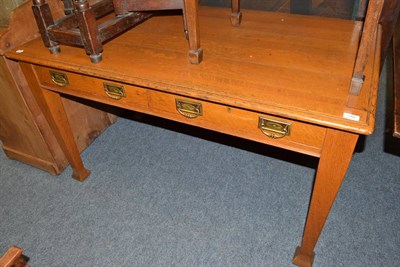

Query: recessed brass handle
(103, 83), (126, 100)
(50, 71), (69, 87)
(258, 116), (291, 139)
(176, 99), (203, 119)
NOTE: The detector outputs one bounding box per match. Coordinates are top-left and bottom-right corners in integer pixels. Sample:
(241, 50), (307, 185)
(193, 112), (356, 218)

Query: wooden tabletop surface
(6, 7), (381, 135)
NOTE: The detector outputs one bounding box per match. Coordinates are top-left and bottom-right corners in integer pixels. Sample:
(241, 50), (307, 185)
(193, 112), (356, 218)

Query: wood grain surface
(7, 6), (383, 265)
(6, 7), (380, 135)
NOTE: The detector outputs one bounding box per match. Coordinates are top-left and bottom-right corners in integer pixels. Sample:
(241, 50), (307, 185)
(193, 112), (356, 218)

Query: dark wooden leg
(182, 7), (189, 40)
(292, 129), (358, 267)
(230, 0), (242, 26)
(20, 63), (90, 181)
(62, 0), (75, 15)
(74, 0), (103, 63)
(32, 0), (60, 54)
(394, 14), (400, 138)
(112, 0), (127, 16)
(183, 0), (202, 64)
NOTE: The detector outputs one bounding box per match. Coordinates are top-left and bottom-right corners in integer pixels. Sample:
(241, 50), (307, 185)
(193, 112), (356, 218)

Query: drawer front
(148, 91), (326, 157)
(34, 66), (148, 108)
(34, 65), (325, 156)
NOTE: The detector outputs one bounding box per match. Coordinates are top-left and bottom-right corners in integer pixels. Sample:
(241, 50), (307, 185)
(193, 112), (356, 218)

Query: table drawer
(33, 66), (326, 156)
(148, 91), (326, 157)
(34, 66), (148, 108)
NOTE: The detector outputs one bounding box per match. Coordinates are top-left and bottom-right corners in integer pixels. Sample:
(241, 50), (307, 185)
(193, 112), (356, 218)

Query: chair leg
(32, 0), (60, 54)
(112, 0), (128, 16)
(182, 8), (189, 40)
(183, 0), (203, 64)
(350, 0), (384, 95)
(62, 0), (75, 15)
(74, 0), (103, 63)
(231, 0), (242, 26)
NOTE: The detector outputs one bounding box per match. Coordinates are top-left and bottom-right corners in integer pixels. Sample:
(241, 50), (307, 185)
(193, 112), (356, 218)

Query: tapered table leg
(183, 0), (202, 64)
(20, 63), (90, 181)
(292, 129), (358, 267)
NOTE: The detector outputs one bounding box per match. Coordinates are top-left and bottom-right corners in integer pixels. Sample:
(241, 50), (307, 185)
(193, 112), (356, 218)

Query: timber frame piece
(0, 246), (29, 267)
(350, 0), (385, 95)
(32, 0), (204, 64)
(230, 0), (385, 96)
(393, 7), (400, 138)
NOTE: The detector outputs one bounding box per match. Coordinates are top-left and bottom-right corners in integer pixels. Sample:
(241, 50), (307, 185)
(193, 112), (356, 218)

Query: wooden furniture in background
(355, 0), (400, 72)
(350, 0), (384, 95)
(379, 0), (400, 70)
(0, 1), (115, 175)
(290, 0), (312, 14)
(199, 0), (357, 18)
(32, 0), (203, 63)
(0, 246), (28, 267)
(394, 12), (400, 138)
(0, 0), (25, 27)
(311, 0), (356, 18)
(7, 7), (381, 266)
(355, 0), (369, 19)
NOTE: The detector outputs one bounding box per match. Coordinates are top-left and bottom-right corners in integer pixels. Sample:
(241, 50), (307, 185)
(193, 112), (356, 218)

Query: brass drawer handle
(258, 116), (291, 139)
(176, 99), (203, 119)
(103, 83), (126, 100)
(50, 71), (69, 87)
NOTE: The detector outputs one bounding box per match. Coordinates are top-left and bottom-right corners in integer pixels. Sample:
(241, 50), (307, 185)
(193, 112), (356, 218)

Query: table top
(6, 7), (381, 135)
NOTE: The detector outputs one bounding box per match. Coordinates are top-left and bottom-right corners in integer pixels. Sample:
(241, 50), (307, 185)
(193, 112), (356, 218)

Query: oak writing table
(6, 7), (381, 267)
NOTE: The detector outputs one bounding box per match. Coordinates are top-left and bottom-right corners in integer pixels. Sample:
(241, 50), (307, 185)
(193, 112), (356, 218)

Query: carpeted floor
(1, 57), (399, 267)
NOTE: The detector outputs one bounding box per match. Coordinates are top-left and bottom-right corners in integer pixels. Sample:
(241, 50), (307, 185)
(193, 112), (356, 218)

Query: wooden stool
(32, 0), (202, 64)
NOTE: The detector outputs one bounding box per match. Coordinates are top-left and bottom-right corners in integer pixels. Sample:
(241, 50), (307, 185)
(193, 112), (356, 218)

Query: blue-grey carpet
(1, 60), (399, 266)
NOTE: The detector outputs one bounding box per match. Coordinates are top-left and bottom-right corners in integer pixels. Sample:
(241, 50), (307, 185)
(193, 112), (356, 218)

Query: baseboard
(2, 145), (65, 175)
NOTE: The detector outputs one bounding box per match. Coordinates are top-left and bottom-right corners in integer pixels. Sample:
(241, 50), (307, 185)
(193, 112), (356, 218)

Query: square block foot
(349, 76), (364, 95)
(231, 12), (242, 26)
(292, 246), (315, 267)
(188, 48), (203, 64)
(72, 168), (91, 182)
